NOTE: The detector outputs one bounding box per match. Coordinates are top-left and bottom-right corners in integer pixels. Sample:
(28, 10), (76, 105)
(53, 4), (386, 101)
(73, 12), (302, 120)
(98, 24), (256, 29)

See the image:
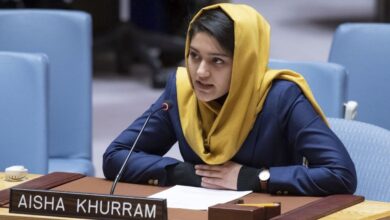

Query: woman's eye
(189, 52), (199, 60)
(212, 57), (224, 64)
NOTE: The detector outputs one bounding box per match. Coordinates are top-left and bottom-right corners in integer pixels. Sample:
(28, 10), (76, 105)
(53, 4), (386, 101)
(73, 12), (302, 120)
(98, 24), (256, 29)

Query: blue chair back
(0, 52), (48, 174)
(329, 118), (390, 202)
(0, 10), (94, 175)
(329, 23), (390, 129)
(269, 59), (347, 118)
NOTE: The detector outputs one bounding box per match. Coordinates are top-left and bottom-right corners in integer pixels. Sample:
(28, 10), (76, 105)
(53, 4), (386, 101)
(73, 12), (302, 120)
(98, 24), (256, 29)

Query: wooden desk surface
(1, 173), (389, 220)
(0, 173), (40, 190)
(53, 176), (321, 220)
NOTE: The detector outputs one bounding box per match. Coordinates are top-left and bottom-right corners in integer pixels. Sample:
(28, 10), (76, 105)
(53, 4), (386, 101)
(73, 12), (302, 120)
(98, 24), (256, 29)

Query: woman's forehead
(190, 32), (230, 56)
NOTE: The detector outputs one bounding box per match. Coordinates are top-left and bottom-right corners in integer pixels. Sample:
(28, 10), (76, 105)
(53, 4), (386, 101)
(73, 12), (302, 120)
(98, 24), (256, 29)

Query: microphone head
(162, 101), (173, 111)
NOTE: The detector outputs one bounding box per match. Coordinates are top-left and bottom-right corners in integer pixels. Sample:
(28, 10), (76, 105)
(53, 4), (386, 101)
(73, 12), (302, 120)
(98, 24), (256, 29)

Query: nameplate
(9, 188), (167, 220)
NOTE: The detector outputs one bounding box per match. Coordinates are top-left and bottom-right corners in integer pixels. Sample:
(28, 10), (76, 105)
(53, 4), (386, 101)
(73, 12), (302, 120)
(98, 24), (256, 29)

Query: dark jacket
(103, 73), (357, 196)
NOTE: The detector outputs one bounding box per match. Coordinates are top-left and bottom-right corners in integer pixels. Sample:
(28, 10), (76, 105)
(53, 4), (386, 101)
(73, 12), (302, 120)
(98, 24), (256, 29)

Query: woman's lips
(195, 80), (213, 91)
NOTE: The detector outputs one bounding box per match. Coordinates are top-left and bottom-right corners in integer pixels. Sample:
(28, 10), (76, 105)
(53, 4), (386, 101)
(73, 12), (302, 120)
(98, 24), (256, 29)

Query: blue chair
(0, 10), (94, 175)
(329, 23), (390, 129)
(0, 52), (48, 174)
(269, 59), (356, 119)
(329, 118), (390, 202)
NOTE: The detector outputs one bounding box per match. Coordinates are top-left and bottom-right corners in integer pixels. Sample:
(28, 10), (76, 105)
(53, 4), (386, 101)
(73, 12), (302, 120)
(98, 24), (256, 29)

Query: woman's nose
(196, 60), (210, 78)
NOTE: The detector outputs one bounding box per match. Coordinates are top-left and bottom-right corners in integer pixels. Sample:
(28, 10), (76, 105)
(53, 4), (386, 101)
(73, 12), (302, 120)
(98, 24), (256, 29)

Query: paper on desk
(149, 185), (251, 210)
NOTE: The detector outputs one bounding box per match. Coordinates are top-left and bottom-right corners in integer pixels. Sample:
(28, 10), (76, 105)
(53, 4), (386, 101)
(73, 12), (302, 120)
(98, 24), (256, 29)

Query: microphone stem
(110, 106), (164, 195)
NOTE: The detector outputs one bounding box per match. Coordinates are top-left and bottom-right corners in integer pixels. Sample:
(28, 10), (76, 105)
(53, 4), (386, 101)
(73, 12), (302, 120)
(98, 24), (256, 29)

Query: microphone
(110, 101), (172, 195)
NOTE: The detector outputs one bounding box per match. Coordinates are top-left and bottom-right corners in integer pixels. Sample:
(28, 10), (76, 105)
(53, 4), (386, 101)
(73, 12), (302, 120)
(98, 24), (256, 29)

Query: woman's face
(188, 32), (233, 102)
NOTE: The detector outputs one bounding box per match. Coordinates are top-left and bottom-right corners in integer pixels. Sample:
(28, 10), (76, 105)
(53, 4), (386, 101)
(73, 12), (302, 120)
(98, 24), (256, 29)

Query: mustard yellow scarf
(176, 3), (327, 165)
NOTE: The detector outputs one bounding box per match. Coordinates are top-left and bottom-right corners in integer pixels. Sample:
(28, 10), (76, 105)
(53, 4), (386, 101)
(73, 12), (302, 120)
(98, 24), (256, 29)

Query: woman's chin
(195, 92), (215, 102)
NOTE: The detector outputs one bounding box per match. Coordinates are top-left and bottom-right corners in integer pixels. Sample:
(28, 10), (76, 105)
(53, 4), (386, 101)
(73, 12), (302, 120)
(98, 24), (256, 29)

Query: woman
(103, 3), (357, 195)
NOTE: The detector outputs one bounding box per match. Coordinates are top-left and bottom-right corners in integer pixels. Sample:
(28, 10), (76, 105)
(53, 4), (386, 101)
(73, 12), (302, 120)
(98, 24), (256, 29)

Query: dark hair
(189, 9), (234, 55)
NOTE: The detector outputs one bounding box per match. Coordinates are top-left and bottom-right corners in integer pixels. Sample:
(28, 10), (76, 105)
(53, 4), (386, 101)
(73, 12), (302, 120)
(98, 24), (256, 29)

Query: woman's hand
(195, 161), (242, 190)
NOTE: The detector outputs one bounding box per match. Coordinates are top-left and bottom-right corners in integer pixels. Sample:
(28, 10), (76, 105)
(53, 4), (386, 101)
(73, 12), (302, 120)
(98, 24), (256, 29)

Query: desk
(0, 173), (389, 220)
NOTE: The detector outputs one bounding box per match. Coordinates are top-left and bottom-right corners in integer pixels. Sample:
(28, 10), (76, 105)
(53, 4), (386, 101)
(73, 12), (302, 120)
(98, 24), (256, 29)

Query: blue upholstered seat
(329, 23), (390, 129)
(269, 59), (356, 119)
(329, 118), (390, 202)
(0, 52), (48, 174)
(0, 10), (94, 175)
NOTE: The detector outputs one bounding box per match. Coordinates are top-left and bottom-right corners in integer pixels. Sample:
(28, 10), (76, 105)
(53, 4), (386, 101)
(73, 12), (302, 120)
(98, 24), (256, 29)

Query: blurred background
(1, 0), (386, 177)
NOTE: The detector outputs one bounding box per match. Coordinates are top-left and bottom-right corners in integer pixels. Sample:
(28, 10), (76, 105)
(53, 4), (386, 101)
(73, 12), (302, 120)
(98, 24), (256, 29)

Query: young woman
(103, 3), (357, 195)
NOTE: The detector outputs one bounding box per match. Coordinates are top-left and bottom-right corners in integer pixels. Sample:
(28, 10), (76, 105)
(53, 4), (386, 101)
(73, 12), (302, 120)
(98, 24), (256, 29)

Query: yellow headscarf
(176, 3), (327, 165)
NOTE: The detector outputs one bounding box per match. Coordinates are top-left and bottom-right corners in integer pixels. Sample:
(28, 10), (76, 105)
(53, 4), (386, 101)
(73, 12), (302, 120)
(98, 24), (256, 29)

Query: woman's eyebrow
(189, 47), (199, 52)
(209, 52), (230, 58)
(190, 46), (230, 57)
